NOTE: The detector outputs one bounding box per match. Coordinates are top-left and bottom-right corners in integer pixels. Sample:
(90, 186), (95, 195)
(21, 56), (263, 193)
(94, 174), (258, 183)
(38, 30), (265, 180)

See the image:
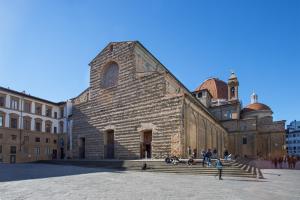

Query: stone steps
(37, 159), (257, 178)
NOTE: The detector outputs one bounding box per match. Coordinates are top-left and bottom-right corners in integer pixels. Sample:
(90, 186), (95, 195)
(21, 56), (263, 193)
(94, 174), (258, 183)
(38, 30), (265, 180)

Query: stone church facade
(71, 41), (228, 160)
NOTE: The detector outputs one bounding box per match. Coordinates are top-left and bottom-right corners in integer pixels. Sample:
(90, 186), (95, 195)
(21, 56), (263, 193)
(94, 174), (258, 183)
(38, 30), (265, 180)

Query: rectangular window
(45, 123), (51, 133)
(10, 117), (18, 129)
(54, 127), (57, 134)
(35, 104), (42, 115)
(197, 92), (202, 98)
(242, 137), (247, 145)
(23, 118), (31, 130)
(0, 133), (3, 139)
(11, 135), (17, 140)
(10, 146), (16, 154)
(54, 112), (57, 119)
(60, 122), (64, 133)
(46, 106), (52, 117)
(10, 98), (19, 110)
(35, 122), (41, 132)
(60, 108), (64, 118)
(22, 146), (28, 154)
(24, 136), (29, 143)
(35, 137), (40, 142)
(46, 138), (50, 143)
(53, 139), (57, 144)
(45, 147), (51, 155)
(226, 111), (232, 119)
(0, 115), (3, 127)
(34, 147), (40, 155)
(24, 101), (31, 113)
(0, 96), (5, 107)
(0, 145), (2, 153)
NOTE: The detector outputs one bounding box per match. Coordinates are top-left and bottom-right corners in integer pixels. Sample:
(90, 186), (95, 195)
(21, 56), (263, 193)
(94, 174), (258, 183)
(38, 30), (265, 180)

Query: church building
(194, 73), (286, 159)
(71, 41), (228, 160)
(71, 41), (285, 160)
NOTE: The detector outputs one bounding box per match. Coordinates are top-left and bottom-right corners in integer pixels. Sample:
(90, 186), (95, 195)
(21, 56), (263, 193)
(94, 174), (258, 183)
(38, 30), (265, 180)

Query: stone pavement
(0, 164), (299, 200)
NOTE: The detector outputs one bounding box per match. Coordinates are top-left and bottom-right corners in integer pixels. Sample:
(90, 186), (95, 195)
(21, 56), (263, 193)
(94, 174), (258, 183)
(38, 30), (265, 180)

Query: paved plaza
(0, 164), (300, 200)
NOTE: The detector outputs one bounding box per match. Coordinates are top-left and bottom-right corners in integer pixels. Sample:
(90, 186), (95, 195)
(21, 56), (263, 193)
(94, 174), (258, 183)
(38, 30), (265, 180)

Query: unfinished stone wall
(72, 41), (231, 160)
(72, 42), (185, 159)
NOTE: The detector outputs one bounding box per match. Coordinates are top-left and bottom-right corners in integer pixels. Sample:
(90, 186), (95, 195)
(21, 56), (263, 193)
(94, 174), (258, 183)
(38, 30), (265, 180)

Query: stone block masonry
(72, 41), (228, 160)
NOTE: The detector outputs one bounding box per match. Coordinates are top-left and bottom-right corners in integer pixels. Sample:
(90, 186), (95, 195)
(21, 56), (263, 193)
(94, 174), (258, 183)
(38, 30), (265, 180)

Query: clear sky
(0, 0), (299, 124)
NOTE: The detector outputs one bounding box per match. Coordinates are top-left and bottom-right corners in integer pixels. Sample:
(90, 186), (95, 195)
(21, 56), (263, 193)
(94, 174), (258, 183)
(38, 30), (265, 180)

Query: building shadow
(0, 163), (125, 182)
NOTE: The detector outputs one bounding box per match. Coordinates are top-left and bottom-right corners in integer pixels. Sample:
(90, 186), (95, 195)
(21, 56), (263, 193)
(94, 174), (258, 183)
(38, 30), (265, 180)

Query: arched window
(231, 87), (235, 97)
(226, 111), (232, 119)
(102, 62), (119, 88)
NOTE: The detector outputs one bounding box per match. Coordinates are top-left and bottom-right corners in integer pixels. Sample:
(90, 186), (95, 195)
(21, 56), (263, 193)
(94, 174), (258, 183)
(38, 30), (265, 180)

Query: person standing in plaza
(187, 146), (192, 157)
(292, 156), (297, 169)
(202, 150), (206, 167)
(215, 158), (223, 180)
(206, 149), (212, 167)
(224, 150), (229, 160)
(278, 157), (283, 169)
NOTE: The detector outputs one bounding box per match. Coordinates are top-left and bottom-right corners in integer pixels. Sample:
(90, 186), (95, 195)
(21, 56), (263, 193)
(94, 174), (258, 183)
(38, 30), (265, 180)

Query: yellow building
(0, 87), (68, 163)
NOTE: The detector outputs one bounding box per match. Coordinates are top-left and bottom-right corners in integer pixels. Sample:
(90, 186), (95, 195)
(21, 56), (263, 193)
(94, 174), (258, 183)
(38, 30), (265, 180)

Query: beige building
(0, 87), (69, 163)
(194, 73), (286, 159)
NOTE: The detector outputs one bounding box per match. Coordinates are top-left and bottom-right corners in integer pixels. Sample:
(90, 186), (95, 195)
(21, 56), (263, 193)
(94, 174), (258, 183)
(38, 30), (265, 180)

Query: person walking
(224, 150), (229, 160)
(292, 156), (297, 169)
(274, 157), (278, 169)
(278, 157), (283, 169)
(215, 158), (223, 180)
(287, 156), (292, 169)
(202, 150), (206, 167)
(206, 149), (212, 167)
(187, 146), (192, 157)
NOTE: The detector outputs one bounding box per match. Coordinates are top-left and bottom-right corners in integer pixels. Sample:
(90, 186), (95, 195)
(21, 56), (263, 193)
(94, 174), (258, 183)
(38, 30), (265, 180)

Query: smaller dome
(195, 78), (228, 100)
(242, 103), (272, 113)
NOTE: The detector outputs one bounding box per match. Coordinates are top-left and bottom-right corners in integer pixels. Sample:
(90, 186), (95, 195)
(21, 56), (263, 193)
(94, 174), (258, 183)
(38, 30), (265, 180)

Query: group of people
(201, 149), (224, 180)
(202, 149), (213, 167)
(272, 156), (298, 169)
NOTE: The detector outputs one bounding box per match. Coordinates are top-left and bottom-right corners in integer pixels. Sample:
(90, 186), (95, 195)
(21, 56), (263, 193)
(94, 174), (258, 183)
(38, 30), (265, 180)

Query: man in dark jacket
(206, 149), (212, 167)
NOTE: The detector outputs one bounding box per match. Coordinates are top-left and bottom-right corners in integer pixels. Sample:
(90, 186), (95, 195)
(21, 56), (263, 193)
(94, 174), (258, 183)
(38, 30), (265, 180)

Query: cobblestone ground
(0, 164), (300, 200)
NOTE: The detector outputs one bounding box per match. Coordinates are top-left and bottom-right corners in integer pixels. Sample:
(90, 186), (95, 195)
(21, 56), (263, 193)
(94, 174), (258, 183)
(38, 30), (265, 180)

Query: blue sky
(0, 0), (299, 123)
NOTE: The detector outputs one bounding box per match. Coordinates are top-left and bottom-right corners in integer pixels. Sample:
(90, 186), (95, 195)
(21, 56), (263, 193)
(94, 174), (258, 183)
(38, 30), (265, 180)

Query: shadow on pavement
(224, 178), (268, 183)
(0, 163), (124, 182)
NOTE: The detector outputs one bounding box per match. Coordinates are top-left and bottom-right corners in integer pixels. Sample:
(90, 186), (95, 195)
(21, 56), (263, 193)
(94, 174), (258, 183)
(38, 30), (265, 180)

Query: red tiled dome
(195, 78), (228, 100)
(242, 103), (272, 113)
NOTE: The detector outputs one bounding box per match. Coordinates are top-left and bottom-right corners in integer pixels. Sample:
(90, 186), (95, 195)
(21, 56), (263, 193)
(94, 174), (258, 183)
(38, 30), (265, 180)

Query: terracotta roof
(195, 78), (228, 100)
(241, 103), (272, 113)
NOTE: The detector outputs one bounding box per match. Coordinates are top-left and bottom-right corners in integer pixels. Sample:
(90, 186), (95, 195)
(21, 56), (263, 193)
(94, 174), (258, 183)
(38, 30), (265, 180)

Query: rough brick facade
(71, 41), (228, 160)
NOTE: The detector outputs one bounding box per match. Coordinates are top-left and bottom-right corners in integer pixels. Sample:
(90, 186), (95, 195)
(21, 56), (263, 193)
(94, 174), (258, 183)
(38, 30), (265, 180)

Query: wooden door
(106, 131), (114, 159)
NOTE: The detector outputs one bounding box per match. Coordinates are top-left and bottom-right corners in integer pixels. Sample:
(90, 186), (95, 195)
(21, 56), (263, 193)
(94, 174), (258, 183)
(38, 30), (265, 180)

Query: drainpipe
(19, 96), (24, 151)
